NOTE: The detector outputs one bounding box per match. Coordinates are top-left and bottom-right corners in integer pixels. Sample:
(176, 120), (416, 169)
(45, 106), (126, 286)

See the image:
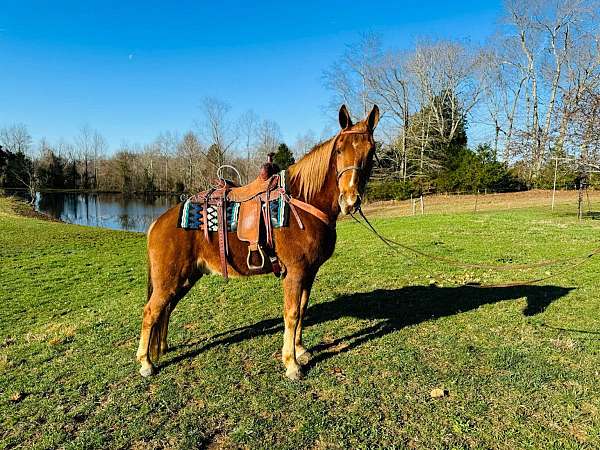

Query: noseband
(337, 165), (362, 180)
(335, 129), (372, 180)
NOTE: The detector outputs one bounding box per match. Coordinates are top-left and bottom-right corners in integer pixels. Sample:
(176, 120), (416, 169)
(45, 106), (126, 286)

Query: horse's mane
(287, 136), (337, 201)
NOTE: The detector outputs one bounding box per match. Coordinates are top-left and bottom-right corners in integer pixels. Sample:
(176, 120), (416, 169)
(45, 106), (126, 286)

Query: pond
(34, 192), (182, 232)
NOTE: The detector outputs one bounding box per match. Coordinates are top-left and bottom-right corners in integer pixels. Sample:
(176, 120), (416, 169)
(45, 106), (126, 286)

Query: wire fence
(362, 189), (600, 218)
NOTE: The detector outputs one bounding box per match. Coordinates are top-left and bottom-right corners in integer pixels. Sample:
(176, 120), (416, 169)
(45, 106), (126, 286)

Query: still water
(35, 192), (181, 232)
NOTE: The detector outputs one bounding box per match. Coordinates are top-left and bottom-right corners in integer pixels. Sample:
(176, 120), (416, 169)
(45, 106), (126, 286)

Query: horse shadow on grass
(164, 284), (573, 371)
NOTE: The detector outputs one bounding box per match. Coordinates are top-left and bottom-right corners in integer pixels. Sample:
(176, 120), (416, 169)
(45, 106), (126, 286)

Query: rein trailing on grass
(349, 207), (600, 288)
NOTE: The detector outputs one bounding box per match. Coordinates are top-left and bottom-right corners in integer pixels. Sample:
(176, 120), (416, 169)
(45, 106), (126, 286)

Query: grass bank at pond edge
(0, 195), (61, 222)
(1, 194), (599, 448)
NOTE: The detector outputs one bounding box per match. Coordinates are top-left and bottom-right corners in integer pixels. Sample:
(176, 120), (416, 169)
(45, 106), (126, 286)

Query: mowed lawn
(1, 195), (599, 449)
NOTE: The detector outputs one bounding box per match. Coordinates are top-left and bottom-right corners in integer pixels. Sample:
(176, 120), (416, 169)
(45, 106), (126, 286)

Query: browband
(340, 129), (371, 135)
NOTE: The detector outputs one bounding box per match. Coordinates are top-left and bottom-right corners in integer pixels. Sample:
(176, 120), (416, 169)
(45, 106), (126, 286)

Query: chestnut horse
(136, 104), (380, 380)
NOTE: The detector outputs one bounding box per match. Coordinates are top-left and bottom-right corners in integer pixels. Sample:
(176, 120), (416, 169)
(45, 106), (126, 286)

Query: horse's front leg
(295, 275), (315, 366)
(281, 273), (305, 380)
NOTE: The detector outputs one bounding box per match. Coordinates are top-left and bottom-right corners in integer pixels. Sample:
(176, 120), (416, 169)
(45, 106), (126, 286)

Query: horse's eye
(336, 149), (342, 155)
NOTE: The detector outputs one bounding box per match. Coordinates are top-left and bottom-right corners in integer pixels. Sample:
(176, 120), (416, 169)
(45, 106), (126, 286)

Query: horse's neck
(289, 164), (340, 221)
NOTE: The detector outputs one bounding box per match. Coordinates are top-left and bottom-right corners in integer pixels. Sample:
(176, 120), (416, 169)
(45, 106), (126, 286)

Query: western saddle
(187, 156), (329, 280)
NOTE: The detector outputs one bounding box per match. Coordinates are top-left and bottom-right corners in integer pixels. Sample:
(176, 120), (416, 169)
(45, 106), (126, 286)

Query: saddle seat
(228, 175), (280, 202)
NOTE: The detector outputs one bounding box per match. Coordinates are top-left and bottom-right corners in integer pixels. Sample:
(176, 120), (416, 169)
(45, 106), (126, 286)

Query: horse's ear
(367, 104), (380, 130)
(338, 104), (353, 130)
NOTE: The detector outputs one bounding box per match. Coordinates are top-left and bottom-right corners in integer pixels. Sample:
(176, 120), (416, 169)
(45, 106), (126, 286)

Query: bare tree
(155, 131), (180, 191)
(74, 126), (107, 189)
(292, 130), (318, 159)
(410, 40), (482, 146)
(197, 97), (237, 167)
(75, 126), (94, 188)
(0, 124), (32, 154)
(237, 109), (259, 163)
(323, 32), (382, 119)
(91, 131), (107, 189)
(256, 119), (282, 159)
(177, 131), (205, 192)
(498, 0), (600, 179)
(324, 35), (483, 180)
(554, 5), (600, 157)
(55, 138), (74, 159)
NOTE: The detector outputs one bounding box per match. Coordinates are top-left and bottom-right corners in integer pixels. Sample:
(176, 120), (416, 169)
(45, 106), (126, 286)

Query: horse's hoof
(296, 351), (312, 366)
(285, 366), (304, 381)
(139, 366), (155, 377)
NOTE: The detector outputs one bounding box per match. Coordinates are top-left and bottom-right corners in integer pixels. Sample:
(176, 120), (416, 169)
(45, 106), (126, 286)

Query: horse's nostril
(346, 194), (357, 206)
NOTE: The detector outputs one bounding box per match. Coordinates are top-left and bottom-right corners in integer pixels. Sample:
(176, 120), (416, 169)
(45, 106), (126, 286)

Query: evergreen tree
(36, 150), (66, 188)
(64, 160), (80, 189)
(0, 150), (34, 189)
(406, 90), (467, 178)
(273, 143), (295, 170)
(0, 146), (8, 186)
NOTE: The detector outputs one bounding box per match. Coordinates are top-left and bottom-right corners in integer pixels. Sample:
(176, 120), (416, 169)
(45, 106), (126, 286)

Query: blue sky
(0, 0), (503, 153)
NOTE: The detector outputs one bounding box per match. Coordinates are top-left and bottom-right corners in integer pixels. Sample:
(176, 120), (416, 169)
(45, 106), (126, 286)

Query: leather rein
(349, 205), (600, 289)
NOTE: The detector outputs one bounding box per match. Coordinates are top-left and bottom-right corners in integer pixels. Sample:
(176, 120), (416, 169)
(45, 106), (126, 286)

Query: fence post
(578, 184), (583, 221)
(552, 157), (558, 212)
(420, 195), (424, 215)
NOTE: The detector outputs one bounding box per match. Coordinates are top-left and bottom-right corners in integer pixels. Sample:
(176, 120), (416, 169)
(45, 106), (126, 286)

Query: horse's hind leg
(137, 270), (200, 376)
(136, 288), (173, 377)
(158, 290), (187, 355)
(158, 267), (202, 355)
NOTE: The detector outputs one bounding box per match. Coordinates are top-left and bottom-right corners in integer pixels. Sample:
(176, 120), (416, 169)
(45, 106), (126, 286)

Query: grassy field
(1, 194), (600, 449)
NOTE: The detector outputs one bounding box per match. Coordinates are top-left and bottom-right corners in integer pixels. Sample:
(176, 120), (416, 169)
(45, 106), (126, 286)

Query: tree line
(1, 0), (598, 202)
(324, 0), (599, 198)
(0, 98), (300, 200)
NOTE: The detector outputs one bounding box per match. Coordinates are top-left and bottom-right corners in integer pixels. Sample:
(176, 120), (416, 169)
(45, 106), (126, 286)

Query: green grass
(1, 195), (599, 449)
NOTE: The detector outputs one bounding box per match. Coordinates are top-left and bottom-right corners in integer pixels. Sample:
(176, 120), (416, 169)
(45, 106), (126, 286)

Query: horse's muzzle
(338, 192), (361, 215)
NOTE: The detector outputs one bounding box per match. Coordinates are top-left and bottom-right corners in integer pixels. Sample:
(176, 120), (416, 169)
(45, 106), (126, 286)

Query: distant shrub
(365, 144), (526, 201)
(435, 144), (525, 193)
(365, 180), (418, 202)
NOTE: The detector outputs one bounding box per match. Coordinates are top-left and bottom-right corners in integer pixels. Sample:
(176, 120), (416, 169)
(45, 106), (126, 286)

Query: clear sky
(0, 0), (503, 153)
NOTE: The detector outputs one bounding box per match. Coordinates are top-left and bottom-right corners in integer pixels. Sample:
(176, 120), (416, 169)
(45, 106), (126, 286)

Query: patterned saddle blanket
(178, 171), (289, 232)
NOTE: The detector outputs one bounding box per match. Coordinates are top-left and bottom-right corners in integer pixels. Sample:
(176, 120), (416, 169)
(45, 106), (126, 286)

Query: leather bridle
(336, 165), (363, 180)
(335, 129), (373, 181)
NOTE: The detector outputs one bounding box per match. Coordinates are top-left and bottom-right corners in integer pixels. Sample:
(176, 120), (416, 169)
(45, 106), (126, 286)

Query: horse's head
(334, 104), (379, 215)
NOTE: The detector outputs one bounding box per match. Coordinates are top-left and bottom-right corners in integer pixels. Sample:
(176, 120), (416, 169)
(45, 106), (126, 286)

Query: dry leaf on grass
(430, 388), (449, 398)
(332, 367), (346, 380)
(9, 392), (24, 403)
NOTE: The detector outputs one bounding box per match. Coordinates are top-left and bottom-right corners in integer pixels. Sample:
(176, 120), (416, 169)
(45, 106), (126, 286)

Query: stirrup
(246, 246), (266, 270)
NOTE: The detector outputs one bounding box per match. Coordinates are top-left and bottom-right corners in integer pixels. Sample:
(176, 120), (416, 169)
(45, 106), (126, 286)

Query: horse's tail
(148, 308), (166, 362)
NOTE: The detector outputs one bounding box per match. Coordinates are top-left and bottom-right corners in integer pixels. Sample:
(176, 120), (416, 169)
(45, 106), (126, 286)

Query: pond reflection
(35, 192), (181, 232)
